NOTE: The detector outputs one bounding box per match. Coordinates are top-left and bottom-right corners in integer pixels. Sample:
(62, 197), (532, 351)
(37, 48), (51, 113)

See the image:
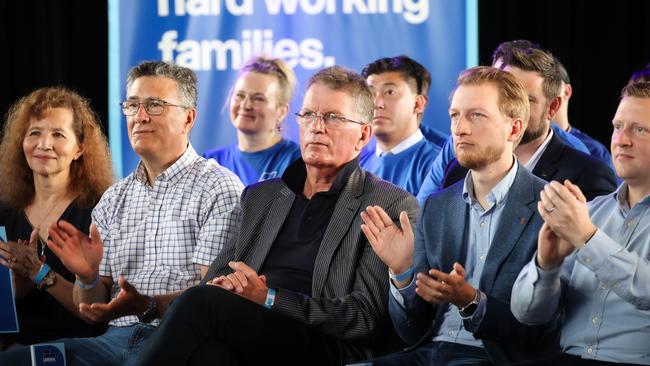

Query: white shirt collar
(375, 129), (424, 157)
(524, 128), (554, 171)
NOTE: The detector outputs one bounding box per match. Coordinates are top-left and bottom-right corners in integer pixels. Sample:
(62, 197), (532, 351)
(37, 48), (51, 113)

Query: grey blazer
(204, 165), (419, 362)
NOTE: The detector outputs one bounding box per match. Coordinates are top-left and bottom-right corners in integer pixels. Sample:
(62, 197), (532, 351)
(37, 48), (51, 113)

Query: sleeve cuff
(533, 255), (562, 287)
(390, 274), (416, 309)
(577, 229), (621, 271)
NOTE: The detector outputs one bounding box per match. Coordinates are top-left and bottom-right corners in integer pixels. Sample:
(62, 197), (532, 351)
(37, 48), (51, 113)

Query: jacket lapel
(532, 133), (563, 182)
(440, 183), (470, 272)
(311, 168), (364, 297)
(245, 186), (295, 272)
(479, 166), (536, 293)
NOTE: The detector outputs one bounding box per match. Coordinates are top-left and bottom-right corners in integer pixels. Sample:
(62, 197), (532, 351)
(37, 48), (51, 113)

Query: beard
(455, 142), (505, 170)
(520, 116), (549, 145)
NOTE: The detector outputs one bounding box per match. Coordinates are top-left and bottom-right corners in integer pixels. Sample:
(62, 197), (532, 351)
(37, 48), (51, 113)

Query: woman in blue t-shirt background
(203, 56), (301, 186)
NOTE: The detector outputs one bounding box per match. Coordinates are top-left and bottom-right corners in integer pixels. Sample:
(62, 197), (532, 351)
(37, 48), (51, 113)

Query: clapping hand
(415, 262), (476, 307)
(0, 229), (42, 280)
(360, 206), (414, 278)
(47, 221), (104, 282)
(79, 275), (148, 323)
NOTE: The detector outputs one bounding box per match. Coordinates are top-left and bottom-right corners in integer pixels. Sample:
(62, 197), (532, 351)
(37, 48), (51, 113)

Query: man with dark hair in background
(359, 56), (442, 195)
(419, 42), (617, 203)
(553, 58), (613, 169)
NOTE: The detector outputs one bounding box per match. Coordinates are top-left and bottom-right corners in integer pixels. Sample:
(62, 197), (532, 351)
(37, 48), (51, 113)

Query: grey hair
(307, 66), (374, 124)
(126, 61), (198, 107)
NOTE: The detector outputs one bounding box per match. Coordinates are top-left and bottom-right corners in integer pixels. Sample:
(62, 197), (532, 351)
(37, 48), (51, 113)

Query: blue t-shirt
(419, 124), (448, 148)
(551, 124), (589, 154)
(416, 124), (591, 204)
(202, 138), (301, 186)
(364, 124), (447, 156)
(570, 127), (620, 184)
(569, 127), (613, 168)
(360, 139), (441, 195)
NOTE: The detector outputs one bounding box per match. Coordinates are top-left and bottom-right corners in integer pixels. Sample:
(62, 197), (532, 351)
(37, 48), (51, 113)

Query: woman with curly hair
(0, 87), (114, 349)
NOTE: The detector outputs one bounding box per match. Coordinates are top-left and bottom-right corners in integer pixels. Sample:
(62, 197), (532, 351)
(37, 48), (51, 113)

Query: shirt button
(584, 257), (592, 264)
(480, 221), (485, 227)
(479, 255), (486, 261)
(600, 282), (607, 290)
(448, 330), (454, 336)
(592, 316), (599, 324)
(587, 346), (593, 353)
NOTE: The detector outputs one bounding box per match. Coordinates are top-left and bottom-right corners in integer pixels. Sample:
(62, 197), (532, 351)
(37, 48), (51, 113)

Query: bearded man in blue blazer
(360, 67), (559, 365)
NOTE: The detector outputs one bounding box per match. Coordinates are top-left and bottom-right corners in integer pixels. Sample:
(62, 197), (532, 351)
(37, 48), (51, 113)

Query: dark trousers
(134, 285), (340, 366)
(356, 341), (491, 366)
(508, 353), (639, 366)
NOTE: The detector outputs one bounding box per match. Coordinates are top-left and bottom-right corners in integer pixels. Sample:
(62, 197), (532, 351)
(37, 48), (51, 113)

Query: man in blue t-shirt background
(359, 56), (443, 195)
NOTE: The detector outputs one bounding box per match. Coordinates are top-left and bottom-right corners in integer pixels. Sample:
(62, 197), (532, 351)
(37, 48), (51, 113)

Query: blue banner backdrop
(109, 0), (477, 177)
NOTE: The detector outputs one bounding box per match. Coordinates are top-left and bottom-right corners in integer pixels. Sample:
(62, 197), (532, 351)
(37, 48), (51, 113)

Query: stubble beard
(520, 116), (548, 145)
(456, 143), (505, 170)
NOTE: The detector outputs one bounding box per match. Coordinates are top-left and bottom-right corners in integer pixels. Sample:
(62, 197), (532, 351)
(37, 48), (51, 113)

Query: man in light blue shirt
(358, 67), (559, 366)
(511, 82), (650, 365)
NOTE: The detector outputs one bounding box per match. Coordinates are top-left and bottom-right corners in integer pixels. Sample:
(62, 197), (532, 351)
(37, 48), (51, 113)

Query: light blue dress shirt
(511, 184), (650, 364)
(392, 160), (519, 348)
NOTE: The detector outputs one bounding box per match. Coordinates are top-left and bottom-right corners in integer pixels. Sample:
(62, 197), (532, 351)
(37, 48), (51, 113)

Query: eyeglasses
(120, 99), (189, 116)
(295, 112), (366, 129)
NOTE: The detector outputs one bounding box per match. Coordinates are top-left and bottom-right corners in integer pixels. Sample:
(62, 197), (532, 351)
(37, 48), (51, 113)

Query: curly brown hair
(0, 87), (114, 210)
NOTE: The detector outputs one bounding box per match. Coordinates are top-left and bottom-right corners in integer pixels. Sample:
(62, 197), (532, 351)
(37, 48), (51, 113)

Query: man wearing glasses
(0, 61), (244, 365)
(133, 66), (419, 365)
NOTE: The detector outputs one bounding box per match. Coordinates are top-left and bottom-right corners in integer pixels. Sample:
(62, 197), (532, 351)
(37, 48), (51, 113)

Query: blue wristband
(389, 267), (414, 282)
(264, 288), (276, 309)
(76, 275), (101, 290)
(33, 263), (51, 284)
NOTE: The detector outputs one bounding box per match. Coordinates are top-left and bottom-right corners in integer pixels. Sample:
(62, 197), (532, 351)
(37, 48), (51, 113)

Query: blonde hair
(455, 66), (530, 127)
(239, 56), (297, 106)
(0, 87), (114, 209)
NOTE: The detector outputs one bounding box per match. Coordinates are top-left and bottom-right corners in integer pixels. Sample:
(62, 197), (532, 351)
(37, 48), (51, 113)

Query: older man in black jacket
(135, 66), (419, 366)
